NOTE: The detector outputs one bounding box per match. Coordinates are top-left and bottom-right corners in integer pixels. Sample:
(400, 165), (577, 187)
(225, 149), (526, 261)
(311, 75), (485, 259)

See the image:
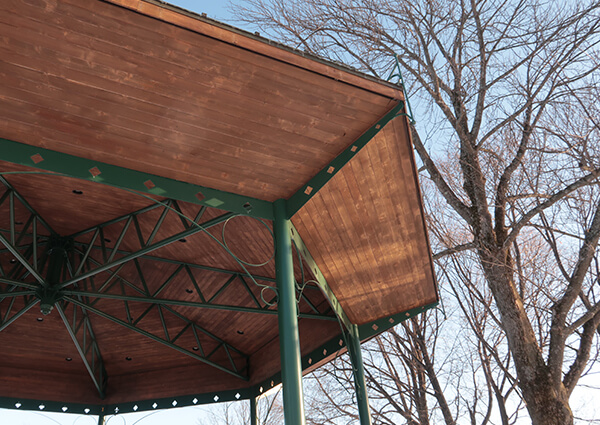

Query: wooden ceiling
(0, 0), (437, 409)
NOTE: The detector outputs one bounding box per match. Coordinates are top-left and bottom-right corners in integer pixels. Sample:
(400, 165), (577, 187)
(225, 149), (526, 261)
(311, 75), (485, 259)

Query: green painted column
(273, 199), (306, 425)
(348, 325), (372, 425)
(97, 413), (105, 425)
(250, 396), (258, 425)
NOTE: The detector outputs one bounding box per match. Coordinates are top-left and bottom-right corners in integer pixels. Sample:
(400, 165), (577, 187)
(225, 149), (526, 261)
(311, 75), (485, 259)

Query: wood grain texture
(0, 0), (399, 201)
(0, 0), (436, 406)
(293, 117), (438, 325)
(104, 0), (405, 100)
(0, 162), (341, 403)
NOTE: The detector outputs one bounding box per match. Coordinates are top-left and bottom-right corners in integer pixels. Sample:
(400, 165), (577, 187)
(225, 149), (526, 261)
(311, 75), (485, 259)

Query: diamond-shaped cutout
(205, 197), (224, 207)
(323, 349), (327, 356)
(213, 395), (219, 402)
(89, 166), (101, 177)
(304, 186), (313, 195)
(172, 400), (177, 407)
(15, 403), (21, 409)
(31, 154), (44, 164)
(327, 166), (335, 174)
(192, 398), (198, 404)
(144, 179), (155, 189)
(389, 318), (395, 324)
(350, 145), (358, 152)
(152, 403), (158, 409)
(133, 405), (138, 411)
(372, 324), (378, 331)
(62, 406), (68, 412)
(308, 358), (312, 365)
(235, 393), (241, 400)
(84, 408), (90, 414)
(39, 404), (45, 410)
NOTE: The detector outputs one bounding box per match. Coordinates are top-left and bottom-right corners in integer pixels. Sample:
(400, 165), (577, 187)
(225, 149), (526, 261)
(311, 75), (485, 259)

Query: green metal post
(273, 199), (306, 425)
(348, 325), (372, 425)
(250, 396), (258, 425)
(98, 413), (105, 425)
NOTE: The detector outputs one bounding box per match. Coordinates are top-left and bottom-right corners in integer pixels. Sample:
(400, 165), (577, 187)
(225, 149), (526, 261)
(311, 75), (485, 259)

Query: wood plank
(0, 0), (399, 200)
(103, 0), (405, 100)
(294, 116), (438, 325)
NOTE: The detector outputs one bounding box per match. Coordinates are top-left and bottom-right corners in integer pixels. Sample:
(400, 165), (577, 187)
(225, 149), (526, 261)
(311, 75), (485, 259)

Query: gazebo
(0, 0), (438, 424)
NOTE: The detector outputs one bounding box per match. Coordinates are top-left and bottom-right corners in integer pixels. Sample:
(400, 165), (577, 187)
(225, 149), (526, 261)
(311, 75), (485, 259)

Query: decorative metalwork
(289, 221), (352, 330)
(0, 176), (340, 400)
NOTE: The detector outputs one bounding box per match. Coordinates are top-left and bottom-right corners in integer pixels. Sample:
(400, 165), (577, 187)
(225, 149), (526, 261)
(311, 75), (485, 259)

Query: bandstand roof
(0, 0), (438, 415)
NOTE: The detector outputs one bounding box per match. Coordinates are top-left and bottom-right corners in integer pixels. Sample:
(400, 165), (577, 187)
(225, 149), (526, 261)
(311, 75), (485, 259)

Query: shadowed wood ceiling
(0, 0), (437, 407)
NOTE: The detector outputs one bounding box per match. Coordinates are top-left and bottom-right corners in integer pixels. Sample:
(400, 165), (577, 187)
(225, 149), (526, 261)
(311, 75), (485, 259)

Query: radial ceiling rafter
(0, 174), (340, 397)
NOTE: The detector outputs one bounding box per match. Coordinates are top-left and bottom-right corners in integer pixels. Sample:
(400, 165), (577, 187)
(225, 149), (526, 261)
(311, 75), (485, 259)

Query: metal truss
(0, 178), (338, 397)
(56, 302), (107, 398)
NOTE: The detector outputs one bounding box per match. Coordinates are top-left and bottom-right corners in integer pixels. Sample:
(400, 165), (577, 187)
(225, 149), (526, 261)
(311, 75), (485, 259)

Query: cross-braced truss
(0, 177), (336, 398)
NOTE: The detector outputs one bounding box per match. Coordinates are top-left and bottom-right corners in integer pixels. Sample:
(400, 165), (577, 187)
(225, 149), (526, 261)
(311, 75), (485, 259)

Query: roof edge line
(101, 0), (405, 100)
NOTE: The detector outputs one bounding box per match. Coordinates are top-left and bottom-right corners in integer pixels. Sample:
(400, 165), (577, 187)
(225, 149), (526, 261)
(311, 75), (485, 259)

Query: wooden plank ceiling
(0, 0), (437, 406)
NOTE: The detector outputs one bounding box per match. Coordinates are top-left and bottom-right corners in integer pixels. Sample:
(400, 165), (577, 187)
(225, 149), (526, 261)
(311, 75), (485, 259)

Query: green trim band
(0, 138), (273, 219)
(285, 101), (405, 218)
(0, 302), (437, 416)
(358, 302), (438, 340)
(252, 300), (438, 398)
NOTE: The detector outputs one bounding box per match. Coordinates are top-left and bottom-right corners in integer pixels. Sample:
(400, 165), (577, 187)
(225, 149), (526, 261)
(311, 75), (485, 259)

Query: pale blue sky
(170, 0), (235, 22)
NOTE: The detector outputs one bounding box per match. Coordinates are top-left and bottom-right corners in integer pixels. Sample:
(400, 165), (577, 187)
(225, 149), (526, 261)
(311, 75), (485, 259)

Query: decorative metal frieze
(0, 176), (339, 400)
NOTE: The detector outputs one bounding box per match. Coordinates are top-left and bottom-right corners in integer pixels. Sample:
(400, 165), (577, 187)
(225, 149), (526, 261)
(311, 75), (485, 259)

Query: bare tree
(231, 1), (600, 424)
(198, 391), (284, 425)
(304, 303), (524, 425)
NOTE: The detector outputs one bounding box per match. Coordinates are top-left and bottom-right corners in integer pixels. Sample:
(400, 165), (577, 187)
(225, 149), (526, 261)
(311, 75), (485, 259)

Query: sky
(4, 1), (600, 424)
(168, 0), (237, 23)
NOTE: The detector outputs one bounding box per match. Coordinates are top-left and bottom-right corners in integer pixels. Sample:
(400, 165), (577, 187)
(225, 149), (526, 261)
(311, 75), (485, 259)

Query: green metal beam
(0, 277), (40, 290)
(357, 302), (438, 340)
(65, 296), (249, 381)
(285, 102), (405, 218)
(289, 221), (352, 331)
(58, 212), (236, 289)
(0, 290), (36, 300)
(61, 290), (337, 321)
(347, 324), (372, 425)
(274, 199), (306, 425)
(0, 298), (39, 332)
(71, 245), (278, 283)
(0, 138), (274, 219)
(56, 304), (107, 399)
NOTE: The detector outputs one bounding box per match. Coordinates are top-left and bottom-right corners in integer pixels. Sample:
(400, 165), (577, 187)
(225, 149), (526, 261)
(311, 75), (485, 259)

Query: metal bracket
(289, 221), (352, 331)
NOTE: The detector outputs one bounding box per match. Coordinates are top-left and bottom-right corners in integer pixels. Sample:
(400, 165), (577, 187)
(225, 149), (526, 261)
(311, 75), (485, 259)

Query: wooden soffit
(0, 0), (438, 410)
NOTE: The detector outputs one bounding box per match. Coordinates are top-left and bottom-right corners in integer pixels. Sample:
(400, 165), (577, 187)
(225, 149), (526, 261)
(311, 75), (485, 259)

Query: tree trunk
(478, 248), (573, 425)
